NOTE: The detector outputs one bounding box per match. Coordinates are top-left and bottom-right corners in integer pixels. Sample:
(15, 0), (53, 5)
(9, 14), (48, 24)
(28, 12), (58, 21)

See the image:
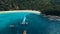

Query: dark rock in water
(41, 10), (60, 16)
(0, 11), (60, 34)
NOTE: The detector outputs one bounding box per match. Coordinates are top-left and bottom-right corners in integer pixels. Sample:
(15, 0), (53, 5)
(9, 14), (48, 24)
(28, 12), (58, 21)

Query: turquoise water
(0, 12), (60, 34)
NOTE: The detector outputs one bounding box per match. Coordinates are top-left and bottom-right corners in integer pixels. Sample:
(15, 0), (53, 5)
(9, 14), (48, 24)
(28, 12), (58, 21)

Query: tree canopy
(0, 0), (60, 16)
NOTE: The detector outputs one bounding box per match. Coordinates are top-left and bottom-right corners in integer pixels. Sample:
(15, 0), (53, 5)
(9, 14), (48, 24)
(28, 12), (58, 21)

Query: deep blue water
(0, 12), (60, 34)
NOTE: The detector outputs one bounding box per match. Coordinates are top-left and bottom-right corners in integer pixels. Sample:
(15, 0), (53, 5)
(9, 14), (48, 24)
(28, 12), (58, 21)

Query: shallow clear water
(0, 12), (60, 34)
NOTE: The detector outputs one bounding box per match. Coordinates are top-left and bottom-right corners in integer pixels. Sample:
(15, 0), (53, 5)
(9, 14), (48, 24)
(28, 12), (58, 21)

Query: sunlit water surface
(0, 11), (60, 34)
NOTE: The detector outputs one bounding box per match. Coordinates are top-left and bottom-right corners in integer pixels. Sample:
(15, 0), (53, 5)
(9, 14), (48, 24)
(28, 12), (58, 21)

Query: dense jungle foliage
(0, 0), (60, 16)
